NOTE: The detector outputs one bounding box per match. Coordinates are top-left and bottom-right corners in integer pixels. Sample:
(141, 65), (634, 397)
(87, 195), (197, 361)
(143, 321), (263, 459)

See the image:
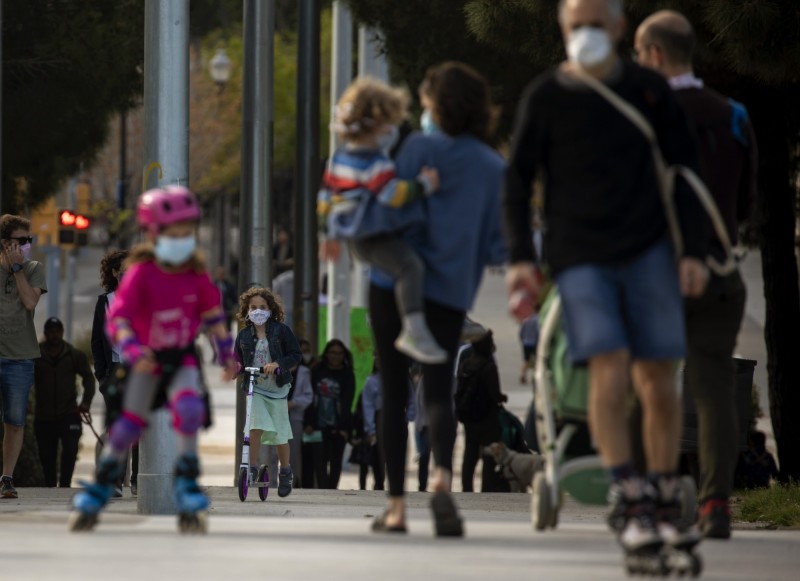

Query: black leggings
(369, 284), (464, 497)
(314, 430), (347, 489)
(35, 413), (82, 488)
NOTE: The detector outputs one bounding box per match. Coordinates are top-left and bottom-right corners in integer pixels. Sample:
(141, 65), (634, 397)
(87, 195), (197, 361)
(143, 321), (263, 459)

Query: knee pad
(171, 390), (206, 435)
(108, 411), (147, 453)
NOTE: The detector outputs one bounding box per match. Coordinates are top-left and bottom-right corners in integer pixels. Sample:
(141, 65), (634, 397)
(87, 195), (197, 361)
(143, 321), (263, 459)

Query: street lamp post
(209, 47), (233, 91)
(208, 47), (233, 270)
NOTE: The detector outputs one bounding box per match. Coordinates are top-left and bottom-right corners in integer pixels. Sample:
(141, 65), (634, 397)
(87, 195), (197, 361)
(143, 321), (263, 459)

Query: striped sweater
(317, 147), (428, 240)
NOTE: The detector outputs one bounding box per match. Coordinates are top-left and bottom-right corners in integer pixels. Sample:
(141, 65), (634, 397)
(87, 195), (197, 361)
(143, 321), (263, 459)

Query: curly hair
(99, 249), (129, 293)
(125, 242), (206, 274)
(236, 286), (285, 325)
(1, 214), (31, 239)
(425, 62), (494, 143)
(333, 77), (409, 141)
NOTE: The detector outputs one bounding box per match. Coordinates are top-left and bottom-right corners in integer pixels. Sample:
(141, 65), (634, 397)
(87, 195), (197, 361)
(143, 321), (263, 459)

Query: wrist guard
(214, 334), (235, 367)
(119, 336), (145, 366)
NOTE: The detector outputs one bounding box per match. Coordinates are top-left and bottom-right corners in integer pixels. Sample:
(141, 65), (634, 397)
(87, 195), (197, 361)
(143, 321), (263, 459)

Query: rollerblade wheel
(68, 511), (98, 533)
(238, 466), (249, 502)
(178, 510), (208, 534)
(258, 466), (269, 501)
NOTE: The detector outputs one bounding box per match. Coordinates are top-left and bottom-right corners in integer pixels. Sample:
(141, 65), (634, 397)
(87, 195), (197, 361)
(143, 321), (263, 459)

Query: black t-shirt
(505, 60), (707, 274)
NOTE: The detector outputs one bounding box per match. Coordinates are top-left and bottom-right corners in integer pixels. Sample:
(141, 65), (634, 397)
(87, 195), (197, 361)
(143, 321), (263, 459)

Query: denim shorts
(0, 358), (35, 427)
(555, 239), (686, 364)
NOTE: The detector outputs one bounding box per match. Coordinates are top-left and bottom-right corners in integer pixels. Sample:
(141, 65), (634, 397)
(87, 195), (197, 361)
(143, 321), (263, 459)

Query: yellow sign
(29, 198), (59, 247)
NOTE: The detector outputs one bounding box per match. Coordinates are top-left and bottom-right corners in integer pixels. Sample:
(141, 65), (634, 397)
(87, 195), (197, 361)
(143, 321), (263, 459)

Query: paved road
(1, 489), (798, 580)
(7, 246), (796, 580)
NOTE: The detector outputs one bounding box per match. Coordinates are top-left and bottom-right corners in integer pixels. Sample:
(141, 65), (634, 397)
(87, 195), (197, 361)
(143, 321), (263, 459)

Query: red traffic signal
(59, 210), (77, 226)
(75, 215), (90, 230)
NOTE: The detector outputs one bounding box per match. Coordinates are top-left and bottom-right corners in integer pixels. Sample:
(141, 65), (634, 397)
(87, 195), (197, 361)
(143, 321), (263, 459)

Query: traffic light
(59, 209), (77, 245)
(75, 213), (90, 246)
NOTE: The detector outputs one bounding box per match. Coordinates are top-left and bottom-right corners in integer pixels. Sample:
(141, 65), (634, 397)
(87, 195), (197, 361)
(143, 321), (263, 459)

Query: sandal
(371, 510), (408, 534)
(430, 491), (464, 537)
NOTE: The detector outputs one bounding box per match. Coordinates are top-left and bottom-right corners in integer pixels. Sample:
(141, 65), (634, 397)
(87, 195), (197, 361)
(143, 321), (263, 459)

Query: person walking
(369, 62), (506, 536)
(91, 249), (135, 496)
(214, 265), (238, 331)
(0, 214), (47, 499)
(232, 286), (302, 497)
(69, 186), (237, 532)
(503, 0), (709, 570)
(34, 317), (95, 488)
(308, 339), (355, 490)
(358, 359), (386, 491)
(456, 331), (509, 493)
(635, 9), (758, 539)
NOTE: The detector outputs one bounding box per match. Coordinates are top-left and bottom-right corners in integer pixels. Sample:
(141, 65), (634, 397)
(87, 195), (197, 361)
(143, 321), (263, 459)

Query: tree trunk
(750, 87), (800, 483)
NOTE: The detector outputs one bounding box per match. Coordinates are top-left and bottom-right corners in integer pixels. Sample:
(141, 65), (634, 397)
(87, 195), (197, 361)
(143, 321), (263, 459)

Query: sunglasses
(5, 236), (34, 245)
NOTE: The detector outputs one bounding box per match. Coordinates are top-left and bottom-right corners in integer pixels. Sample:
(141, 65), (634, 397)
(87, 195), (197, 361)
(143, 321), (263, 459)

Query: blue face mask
(421, 109), (439, 135)
(154, 235), (196, 266)
(376, 125), (400, 152)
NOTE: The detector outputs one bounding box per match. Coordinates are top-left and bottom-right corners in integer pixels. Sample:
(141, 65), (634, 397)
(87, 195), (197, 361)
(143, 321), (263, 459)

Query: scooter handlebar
(244, 366), (282, 375)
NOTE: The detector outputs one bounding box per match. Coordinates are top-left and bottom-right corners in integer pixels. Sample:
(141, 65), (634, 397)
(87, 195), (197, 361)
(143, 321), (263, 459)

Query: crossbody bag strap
(572, 68), (736, 276)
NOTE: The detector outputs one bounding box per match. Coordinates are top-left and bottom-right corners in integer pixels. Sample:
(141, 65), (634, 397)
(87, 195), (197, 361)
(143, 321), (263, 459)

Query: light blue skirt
(250, 393), (292, 445)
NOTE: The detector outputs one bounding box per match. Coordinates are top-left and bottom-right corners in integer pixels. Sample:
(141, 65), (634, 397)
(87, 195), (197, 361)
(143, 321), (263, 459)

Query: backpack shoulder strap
(572, 68), (737, 277)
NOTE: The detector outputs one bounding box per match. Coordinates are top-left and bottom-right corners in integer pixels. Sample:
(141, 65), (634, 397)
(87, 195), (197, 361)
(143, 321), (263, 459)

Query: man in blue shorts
(503, 0), (709, 560)
(1, 214), (47, 498)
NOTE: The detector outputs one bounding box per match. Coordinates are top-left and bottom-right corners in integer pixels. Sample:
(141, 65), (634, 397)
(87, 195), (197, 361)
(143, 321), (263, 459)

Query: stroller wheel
(532, 472), (552, 531)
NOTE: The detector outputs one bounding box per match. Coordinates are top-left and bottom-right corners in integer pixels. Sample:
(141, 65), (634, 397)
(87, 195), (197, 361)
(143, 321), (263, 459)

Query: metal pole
(326, 1), (352, 349)
(117, 111), (127, 210)
(140, 0), (190, 515)
(350, 26), (389, 307)
(293, 0), (320, 350)
(64, 179), (77, 343)
(45, 246), (60, 319)
(236, 0), (275, 484)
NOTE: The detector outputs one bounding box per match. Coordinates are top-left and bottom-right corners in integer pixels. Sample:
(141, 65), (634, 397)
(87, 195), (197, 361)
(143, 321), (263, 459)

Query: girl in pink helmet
(70, 185), (238, 533)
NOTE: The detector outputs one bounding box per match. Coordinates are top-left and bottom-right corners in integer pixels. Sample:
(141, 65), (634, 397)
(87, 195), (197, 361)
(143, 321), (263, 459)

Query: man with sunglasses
(1, 214), (47, 498)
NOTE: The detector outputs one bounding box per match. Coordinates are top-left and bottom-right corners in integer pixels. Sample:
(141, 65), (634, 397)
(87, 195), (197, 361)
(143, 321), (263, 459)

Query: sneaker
(130, 482), (138, 497)
(698, 498), (731, 539)
(394, 329), (447, 364)
(113, 486), (123, 498)
(249, 466), (259, 484)
(1, 476), (18, 499)
(278, 468), (293, 498)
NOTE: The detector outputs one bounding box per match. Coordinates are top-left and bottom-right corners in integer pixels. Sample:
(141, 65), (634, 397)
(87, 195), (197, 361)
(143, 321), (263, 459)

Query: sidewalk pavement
(6, 260), (797, 580)
(2, 488), (799, 581)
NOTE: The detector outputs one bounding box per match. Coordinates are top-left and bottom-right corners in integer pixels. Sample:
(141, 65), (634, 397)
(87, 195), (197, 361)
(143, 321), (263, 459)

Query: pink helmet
(137, 185), (201, 234)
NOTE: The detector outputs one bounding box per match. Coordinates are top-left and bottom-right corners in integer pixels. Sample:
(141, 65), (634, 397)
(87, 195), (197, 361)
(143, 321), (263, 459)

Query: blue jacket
(234, 321), (302, 397)
(371, 132), (507, 312)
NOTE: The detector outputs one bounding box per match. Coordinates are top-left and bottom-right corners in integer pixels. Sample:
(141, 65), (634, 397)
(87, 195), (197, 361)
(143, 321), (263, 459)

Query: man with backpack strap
(636, 9), (758, 539)
(503, 0), (711, 570)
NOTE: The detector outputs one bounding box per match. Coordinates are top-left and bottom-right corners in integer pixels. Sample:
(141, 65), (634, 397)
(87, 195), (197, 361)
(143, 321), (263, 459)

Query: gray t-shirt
(0, 261), (47, 359)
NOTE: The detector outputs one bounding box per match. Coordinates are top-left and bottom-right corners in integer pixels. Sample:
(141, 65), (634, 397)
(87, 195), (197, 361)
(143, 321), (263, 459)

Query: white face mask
(566, 27), (612, 68)
(154, 235), (196, 266)
(248, 308), (271, 326)
(376, 125), (400, 152)
(302, 353), (313, 364)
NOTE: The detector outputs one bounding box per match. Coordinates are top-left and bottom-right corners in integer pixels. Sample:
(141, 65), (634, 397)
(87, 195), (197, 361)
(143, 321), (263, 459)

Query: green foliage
(734, 482), (800, 528)
(192, 9), (333, 199)
(344, 0), (538, 139)
(1, 0), (144, 214)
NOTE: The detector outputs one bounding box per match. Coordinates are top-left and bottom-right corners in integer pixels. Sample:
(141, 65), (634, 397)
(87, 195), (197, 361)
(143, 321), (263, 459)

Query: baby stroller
(531, 287), (696, 531)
